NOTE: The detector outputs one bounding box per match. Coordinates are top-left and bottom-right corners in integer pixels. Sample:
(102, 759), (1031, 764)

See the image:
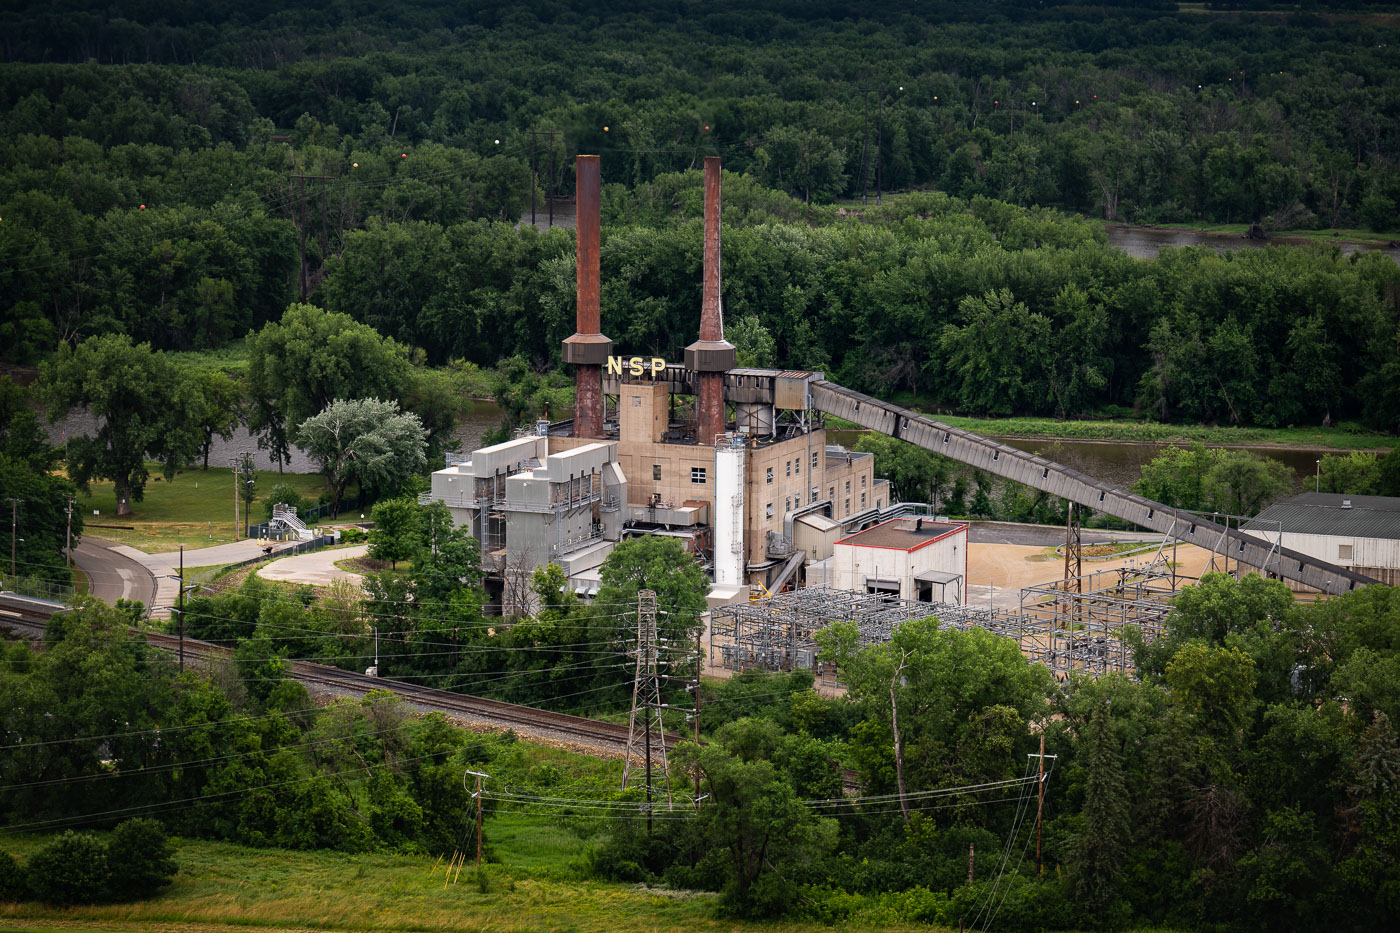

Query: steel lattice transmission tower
(623, 588), (671, 829)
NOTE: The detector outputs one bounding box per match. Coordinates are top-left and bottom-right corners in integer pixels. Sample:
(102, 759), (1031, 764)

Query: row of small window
(765, 453), (826, 484)
(651, 464), (709, 483)
(767, 491), (869, 520)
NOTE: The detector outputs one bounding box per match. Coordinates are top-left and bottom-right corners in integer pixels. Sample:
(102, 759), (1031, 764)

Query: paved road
(967, 520), (1162, 547)
(71, 538), (157, 606)
(115, 539), (275, 617)
(257, 544), (368, 587)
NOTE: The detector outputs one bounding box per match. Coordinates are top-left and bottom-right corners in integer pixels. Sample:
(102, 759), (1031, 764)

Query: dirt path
(965, 540), (1215, 610)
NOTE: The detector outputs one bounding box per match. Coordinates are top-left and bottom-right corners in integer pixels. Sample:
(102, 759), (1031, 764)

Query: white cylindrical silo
(714, 434), (747, 586)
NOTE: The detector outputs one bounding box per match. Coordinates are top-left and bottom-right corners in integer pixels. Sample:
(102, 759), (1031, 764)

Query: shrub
(0, 851), (26, 901)
(26, 831), (109, 905)
(107, 819), (178, 899)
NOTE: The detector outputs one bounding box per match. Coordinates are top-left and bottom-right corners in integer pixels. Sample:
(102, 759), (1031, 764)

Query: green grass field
(0, 830), (940, 933)
(75, 466), (336, 553)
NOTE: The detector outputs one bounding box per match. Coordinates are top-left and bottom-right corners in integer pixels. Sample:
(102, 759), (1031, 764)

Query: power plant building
(424, 154), (895, 611)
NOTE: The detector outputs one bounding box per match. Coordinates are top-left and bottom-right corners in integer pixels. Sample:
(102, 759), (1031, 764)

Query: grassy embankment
(76, 466), (335, 553)
(936, 414), (1400, 451)
(1101, 218), (1400, 247)
(838, 396), (1400, 452)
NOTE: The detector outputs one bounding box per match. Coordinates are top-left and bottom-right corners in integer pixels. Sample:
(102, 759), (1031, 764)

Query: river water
(827, 428), (1333, 492)
(42, 399), (507, 474)
(1101, 224), (1400, 263)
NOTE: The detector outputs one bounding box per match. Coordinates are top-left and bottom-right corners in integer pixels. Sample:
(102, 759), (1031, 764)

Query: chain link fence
(0, 572), (77, 604)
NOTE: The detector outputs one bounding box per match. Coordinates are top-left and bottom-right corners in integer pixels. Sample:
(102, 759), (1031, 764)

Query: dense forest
(3, 0), (1400, 432)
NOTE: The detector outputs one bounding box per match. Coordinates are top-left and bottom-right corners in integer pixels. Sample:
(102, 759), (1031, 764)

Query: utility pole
(694, 620), (702, 804)
(65, 496), (73, 569)
(6, 497), (19, 579)
(1035, 734), (1045, 875)
(463, 769), (488, 868)
(230, 456), (240, 542)
(1029, 741), (1057, 876)
(968, 842), (974, 886)
(178, 545), (185, 671)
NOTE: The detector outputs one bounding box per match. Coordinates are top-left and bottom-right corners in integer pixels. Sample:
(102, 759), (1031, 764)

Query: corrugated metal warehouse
(1244, 493), (1400, 587)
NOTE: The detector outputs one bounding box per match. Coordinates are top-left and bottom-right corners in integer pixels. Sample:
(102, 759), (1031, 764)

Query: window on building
(795, 459), (800, 475)
(786, 460), (792, 476)
(876, 499), (883, 509)
(691, 467), (707, 483)
(766, 467), (773, 484)
(811, 486), (818, 501)
(785, 497), (791, 512)
(829, 486), (835, 500)
(845, 480), (851, 494)
(812, 452), (819, 469)
(844, 498), (850, 513)
(652, 464), (661, 481)
(861, 475), (867, 489)
(1339, 544), (1354, 561)
(861, 493), (867, 508)
(766, 503), (774, 520)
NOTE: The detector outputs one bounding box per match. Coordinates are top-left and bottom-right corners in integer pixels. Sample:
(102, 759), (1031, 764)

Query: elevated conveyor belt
(809, 381), (1378, 596)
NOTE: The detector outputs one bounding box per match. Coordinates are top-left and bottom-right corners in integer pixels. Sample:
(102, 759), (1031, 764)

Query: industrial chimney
(562, 155), (612, 438)
(685, 156), (736, 445)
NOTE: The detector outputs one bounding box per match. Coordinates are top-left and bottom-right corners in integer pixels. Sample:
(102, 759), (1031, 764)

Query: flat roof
(1246, 492), (1400, 540)
(836, 517), (966, 552)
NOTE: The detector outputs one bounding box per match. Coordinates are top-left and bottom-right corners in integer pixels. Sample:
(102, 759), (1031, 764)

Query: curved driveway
(71, 538), (157, 606)
(257, 545), (369, 587)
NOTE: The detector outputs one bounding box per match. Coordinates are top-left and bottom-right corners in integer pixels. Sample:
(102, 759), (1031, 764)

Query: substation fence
(712, 570), (1185, 681)
(709, 587), (1020, 681)
(1018, 565), (1187, 679)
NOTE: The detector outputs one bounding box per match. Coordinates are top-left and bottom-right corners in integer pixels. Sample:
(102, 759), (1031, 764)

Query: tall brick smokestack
(685, 156), (735, 445)
(562, 155), (611, 438)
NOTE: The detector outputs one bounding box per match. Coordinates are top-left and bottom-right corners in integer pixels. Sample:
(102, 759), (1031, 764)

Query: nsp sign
(606, 356), (668, 377)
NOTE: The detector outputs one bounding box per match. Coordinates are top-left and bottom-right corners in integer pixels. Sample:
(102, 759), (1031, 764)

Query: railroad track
(3, 593), (860, 791)
(0, 595), (665, 754)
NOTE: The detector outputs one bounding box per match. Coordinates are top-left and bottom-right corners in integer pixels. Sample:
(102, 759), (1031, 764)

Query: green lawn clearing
(75, 466), (336, 553)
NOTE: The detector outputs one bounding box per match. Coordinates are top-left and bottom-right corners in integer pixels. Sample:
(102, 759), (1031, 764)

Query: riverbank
(1101, 219), (1400, 249)
(834, 406), (1399, 453)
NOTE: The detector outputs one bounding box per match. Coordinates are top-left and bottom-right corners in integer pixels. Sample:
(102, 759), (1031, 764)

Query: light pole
(1316, 459), (1321, 493)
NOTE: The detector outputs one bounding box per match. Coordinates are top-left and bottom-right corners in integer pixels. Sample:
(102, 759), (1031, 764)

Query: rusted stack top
(685, 156), (736, 445)
(562, 154), (612, 438)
